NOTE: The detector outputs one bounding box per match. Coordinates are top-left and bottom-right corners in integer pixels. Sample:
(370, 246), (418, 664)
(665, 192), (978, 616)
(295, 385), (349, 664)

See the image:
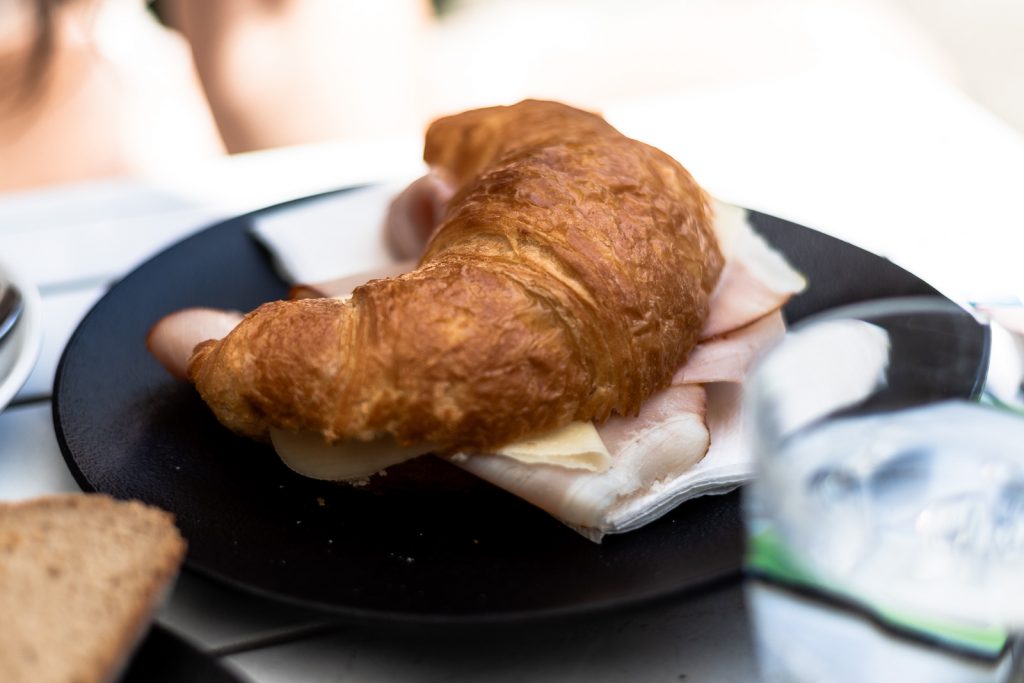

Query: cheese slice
(491, 421), (611, 472)
(270, 428), (429, 482)
(270, 420), (612, 483)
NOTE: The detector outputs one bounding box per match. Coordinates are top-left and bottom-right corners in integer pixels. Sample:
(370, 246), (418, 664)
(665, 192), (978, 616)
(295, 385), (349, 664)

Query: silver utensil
(0, 281), (23, 348)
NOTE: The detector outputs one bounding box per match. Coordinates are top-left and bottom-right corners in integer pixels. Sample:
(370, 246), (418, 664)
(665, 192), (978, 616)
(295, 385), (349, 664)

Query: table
(1, 64), (1021, 681)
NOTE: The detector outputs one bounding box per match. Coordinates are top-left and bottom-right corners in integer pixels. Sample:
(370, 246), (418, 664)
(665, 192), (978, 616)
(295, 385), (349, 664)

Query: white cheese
(491, 421), (611, 473)
(270, 428), (427, 481)
(270, 420), (612, 482)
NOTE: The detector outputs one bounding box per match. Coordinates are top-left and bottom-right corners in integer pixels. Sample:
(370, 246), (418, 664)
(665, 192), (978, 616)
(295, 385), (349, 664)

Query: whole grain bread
(0, 494), (186, 683)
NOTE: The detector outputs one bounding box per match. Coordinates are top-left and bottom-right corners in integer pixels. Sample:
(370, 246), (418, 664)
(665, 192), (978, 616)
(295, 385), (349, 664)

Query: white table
(1, 65), (1021, 681)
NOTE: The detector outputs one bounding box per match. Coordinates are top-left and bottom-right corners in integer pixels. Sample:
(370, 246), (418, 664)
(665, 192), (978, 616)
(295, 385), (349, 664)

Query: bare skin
(0, 0), (433, 191)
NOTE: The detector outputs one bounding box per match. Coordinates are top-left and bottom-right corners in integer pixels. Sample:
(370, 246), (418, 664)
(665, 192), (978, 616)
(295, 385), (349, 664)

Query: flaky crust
(189, 100), (722, 451)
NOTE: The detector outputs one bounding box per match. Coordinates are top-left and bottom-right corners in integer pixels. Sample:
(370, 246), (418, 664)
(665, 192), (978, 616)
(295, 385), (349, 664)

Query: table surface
(1, 65), (1022, 682)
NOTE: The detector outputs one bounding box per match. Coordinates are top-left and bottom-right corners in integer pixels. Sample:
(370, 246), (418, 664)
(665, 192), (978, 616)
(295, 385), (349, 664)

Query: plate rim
(126, 624), (248, 682)
(176, 539), (743, 626)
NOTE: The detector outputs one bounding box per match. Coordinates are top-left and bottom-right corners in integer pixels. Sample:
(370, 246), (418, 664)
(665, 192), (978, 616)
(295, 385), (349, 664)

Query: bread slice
(0, 494), (186, 683)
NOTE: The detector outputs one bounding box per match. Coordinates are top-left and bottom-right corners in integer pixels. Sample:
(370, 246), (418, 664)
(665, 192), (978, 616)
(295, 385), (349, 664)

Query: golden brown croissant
(188, 100), (723, 451)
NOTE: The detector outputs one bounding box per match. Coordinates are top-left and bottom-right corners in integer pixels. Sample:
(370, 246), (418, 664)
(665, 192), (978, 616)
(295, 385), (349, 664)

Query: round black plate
(124, 626), (244, 683)
(53, 190), (966, 624)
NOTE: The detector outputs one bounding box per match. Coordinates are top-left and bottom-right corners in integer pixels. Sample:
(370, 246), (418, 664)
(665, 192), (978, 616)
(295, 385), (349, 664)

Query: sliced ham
(701, 201), (806, 339)
(675, 311), (786, 385)
(596, 384), (708, 482)
(702, 260), (794, 339)
(146, 308), (243, 379)
(450, 388), (710, 532)
(602, 382), (750, 536)
(448, 383), (741, 539)
(383, 173), (455, 260)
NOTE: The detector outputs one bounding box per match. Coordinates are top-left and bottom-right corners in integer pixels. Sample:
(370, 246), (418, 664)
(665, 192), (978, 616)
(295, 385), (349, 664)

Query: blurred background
(1, 0), (1022, 194)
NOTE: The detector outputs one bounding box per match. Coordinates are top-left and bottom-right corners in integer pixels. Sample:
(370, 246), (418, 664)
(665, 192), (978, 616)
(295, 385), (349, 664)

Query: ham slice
(449, 382), (754, 540)
(601, 382), (752, 536)
(701, 201), (805, 339)
(596, 384), (708, 480)
(384, 173), (455, 260)
(451, 407), (708, 533)
(448, 384), (710, 532)
(676, 312), (786, 385)
(146, 308), (243, 379)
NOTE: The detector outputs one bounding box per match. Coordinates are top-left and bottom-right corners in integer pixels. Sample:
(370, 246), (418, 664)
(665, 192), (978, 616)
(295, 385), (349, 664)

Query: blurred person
(1, 0), (963, 195)
(0, 0), (433, 192)
(429, 0), (954, 114)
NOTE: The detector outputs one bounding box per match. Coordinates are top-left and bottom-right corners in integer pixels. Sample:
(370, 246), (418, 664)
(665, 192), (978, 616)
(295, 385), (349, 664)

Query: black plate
(123, 626), (244, 683)
(53, 190), (973, 624)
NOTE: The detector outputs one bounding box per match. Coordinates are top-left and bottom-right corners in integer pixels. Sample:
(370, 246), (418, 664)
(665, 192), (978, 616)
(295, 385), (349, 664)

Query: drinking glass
(743, 296), (1024, 682)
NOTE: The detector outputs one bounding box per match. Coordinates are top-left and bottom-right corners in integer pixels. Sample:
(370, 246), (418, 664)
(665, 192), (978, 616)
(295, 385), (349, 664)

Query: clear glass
(743, 296), (1024, 682)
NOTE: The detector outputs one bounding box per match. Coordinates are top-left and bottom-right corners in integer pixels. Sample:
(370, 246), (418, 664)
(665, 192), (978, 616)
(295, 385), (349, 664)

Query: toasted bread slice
(0, 494), (186, 683)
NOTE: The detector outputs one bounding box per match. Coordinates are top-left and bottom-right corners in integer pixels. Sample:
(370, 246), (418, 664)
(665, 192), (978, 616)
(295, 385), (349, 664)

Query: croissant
(188, 100), (723, 451)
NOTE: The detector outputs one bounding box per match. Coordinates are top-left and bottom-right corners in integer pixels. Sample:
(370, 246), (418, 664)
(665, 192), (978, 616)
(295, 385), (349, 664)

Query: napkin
(606, 382), (751, 534)
(251, 182), (410, 285)
(251, 184), (780, 539)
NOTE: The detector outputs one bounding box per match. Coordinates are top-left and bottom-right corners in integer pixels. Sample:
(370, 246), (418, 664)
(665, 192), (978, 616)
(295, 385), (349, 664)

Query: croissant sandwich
(149, 100), (805, 538)
(186, 101), (722, 450)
